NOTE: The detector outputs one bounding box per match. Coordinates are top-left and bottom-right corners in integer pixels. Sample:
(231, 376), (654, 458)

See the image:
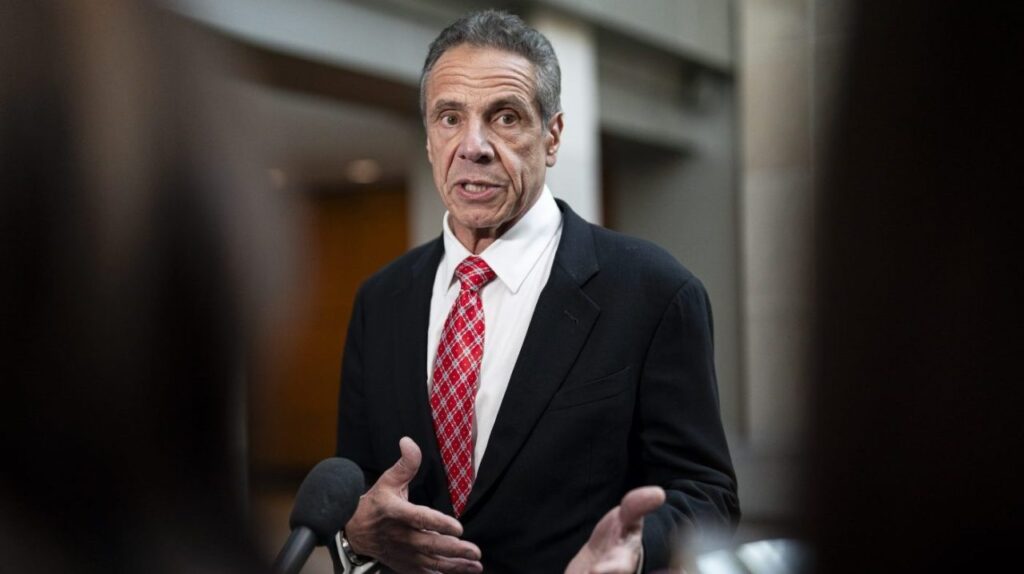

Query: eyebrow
(430, 99), (466, 117)
(485, 97), (533, 116)
(429, 96), (535, 118)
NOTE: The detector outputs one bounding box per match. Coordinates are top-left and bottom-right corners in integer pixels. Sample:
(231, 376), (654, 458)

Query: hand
(345, 437), (483, 573)
(565, 486), (666, 574)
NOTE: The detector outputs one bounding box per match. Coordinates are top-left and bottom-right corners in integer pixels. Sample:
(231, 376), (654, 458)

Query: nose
(456, 120), (494, 164)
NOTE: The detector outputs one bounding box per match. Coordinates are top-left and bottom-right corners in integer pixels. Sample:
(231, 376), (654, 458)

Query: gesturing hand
(565, 486), (666, 574)
(344, 437), (483, 574)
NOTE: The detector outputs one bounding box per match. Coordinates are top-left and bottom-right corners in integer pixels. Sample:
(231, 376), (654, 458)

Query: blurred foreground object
(1, 1), (291, 572)
(697, 539), (809, 574)
(806, 1), (1022, 572)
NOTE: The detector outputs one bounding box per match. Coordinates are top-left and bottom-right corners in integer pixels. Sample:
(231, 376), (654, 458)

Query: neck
(454, 225), (502, 255)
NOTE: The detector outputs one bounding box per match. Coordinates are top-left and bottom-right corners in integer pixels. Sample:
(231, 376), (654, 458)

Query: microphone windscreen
(289, 457), (365, 545)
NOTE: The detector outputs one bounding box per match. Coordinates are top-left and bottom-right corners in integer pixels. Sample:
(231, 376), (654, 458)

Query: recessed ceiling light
(268, 168), (288, 189)
(346, 159), (382, 184)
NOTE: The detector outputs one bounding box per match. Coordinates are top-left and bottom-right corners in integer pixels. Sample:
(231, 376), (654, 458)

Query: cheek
(502, 139), (535, 180)
(428, 134), (452, 162)
(500, 157), (525, 198)
(512, 145), (544, 181)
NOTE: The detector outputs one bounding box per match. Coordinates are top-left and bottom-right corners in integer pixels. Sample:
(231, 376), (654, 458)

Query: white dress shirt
(427, 185), (562, 473)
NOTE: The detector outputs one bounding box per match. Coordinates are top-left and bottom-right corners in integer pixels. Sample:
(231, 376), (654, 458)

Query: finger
(390, 499), (465, 537)
(408, 529), (482, 561)
(432, 556), (484, 574)
(378, 436), (423, 489)
(412, 554), (484, 574)
(618, 486), (666, 528)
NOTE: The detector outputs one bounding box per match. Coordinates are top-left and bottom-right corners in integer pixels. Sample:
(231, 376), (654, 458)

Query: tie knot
(455, 256), (496, 293)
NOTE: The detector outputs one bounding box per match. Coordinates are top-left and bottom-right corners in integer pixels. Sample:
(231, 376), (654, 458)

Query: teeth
(464, 183), (490, 192)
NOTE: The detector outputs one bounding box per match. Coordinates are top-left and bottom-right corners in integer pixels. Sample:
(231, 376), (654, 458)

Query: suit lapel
(391, 238), (451, 508)
(463, 201), (600, 517)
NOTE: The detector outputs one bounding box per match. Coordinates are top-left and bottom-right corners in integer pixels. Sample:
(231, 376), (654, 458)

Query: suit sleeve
(639, 278), (740, 571)
(336, 287), (382, 488)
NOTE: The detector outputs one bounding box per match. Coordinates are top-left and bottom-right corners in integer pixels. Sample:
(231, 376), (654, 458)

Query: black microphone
(272, 457), (365, 574)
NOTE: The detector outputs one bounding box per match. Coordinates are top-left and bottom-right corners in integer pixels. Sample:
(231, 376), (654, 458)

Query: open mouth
(455, 180), (503, 200)
(463, 182), (499, 193)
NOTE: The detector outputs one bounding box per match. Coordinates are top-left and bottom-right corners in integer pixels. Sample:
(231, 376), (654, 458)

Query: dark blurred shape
(0, 0), (288, 571)
(807, 1), (1022, 572)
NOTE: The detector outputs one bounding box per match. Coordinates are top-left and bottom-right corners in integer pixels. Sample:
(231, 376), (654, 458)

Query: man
(335, 10), (738, 573)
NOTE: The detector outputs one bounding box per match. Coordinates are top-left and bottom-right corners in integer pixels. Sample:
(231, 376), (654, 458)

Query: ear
(426, 135), (434, 165)
(544, 112), (564, 168)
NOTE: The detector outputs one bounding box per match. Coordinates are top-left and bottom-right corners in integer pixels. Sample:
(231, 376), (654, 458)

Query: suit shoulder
(357, 238), (440, 297)
(588, 224), (700, 290)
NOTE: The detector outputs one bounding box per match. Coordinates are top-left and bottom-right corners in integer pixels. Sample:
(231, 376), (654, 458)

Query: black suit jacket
(337, 200), (739, 573)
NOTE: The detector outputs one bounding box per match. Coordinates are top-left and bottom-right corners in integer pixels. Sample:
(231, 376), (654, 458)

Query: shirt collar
(440, 185), (562, 294)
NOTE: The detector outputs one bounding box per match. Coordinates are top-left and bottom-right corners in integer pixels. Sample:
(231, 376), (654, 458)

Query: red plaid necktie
(430, 256), (496, 516)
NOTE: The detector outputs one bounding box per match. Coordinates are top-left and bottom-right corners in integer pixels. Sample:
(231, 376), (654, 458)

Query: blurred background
(159, 0), (845, 568)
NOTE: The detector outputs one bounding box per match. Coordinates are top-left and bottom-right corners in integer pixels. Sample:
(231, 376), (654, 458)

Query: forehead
(426, 45), (538, 107)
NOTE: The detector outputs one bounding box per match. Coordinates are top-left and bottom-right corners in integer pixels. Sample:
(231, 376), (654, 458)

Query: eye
(440, 113), (459, 126)
(496, 112), (518, 126)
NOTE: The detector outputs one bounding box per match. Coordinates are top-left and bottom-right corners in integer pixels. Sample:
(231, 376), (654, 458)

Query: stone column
(529, 10), (602, 224)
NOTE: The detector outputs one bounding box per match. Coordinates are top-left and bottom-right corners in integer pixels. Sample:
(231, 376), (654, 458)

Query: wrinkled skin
(424, 44), (563, 254)
(345, 438), (483, 573)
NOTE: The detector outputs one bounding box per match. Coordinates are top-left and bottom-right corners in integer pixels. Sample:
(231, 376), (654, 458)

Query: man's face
(424, 45), (562, 246)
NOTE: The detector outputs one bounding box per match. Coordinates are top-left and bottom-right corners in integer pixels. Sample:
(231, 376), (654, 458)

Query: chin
(452, 213), (505, 234)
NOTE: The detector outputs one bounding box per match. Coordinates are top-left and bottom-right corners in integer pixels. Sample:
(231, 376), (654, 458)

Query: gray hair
(420, 10), (562, 124)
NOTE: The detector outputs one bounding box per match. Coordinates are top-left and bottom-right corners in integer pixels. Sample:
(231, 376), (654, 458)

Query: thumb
(378, 436), (422, 489)
(619, 486), (666, 529)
